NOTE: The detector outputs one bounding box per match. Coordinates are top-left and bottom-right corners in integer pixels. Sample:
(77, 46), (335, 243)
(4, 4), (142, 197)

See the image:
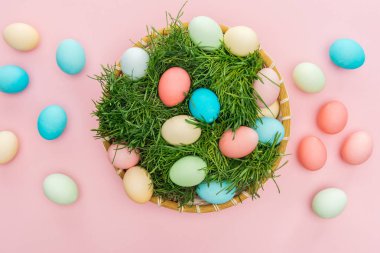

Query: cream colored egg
(3, 23), (39, 51)
(0, 131), (19, 164)
(224, 26), (259, 57)
(161, 115), (201, 146)
(259, 100), (280, 118)
(123, 166), (153, 204)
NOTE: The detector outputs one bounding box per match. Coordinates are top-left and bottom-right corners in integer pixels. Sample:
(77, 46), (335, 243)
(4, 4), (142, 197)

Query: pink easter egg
(108, 144), (140, 169)
(158, 67), (191, 107)
(341, 131), (373, 165)
(297, 136), (327, 171)
(219, 126), (258, 159)
(317, 100), (348, 134)
(253, 68), (280, 107)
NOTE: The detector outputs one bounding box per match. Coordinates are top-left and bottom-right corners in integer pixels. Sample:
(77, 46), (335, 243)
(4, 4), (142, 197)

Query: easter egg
(169, 156), (207, 187)
(0, 65), (29, 94)
(188, 16), (223, 51)
(196, 181), (236, 204)
(158, 67), (191, 107)
(317, 100), (348, 134)
(224, 26), (259, 57)
(43, 173), (78, 205)
(3, 23), (39, 51)
(341, 131), (373, 165)
(161, 115), (201, 146)
(189, 88), (220, 123)
(56, 39), (86, 75)
(108, 144), (140, 169)
(0, 131), (19, 164)
(297, 136), (327, 171)
(120, 47), (149, 80)
(123, 166), (153, 204)
(253, 68), (280, 107)
(259, 100), (280, 118)
(312, 188), (347, 219)
(293, 62), (325, 93)
(219, 126), (258, 159)
(329, 39), (365, 69)
(253, 117), (284, 145)
(37, 105), (67, 140)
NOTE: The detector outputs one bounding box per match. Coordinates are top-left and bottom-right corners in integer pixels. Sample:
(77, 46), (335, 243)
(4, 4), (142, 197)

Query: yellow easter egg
(224, 26), (259, 57)
(3, 23), (40, 51)
(161, 115), (201, 146)
(123, 166), (153, 204)
(259, 100), (280, 118)
(0, 131), (19, 164)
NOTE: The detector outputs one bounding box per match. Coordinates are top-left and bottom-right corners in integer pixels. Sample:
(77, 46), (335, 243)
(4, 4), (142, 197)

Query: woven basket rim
(103, 22), (291, 213)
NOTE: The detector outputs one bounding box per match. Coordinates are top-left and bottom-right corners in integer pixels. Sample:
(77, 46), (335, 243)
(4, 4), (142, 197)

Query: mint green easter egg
(293, 62), (325, 93)
(312, 188), (347, 218)
(43, 173), (78, 205)
(169, 156), (207, 187)
(188, 16), (223, 51)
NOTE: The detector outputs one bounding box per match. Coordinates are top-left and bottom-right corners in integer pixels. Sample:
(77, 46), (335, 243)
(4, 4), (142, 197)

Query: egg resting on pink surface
(341, 131), (373, 165)
(253, 68), (280, 108)
(108, 144), (140, 169)
(158, 67), (191, 107)
(219, 126), (258, 159)
(297, 136), (327, 171)
(317, 100), (348, 134)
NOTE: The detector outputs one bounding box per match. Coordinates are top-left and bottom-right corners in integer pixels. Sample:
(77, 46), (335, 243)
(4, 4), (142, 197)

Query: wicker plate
(103, 23), (291, 213)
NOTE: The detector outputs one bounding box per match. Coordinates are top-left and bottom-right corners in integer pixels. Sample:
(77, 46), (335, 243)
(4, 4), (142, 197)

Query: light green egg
(188, 16), (223, 51)
(293, 62), (325, 93)
(43, 173), (78, 205)
(169, 156), (207, 187)
(312, 188), (347, 219)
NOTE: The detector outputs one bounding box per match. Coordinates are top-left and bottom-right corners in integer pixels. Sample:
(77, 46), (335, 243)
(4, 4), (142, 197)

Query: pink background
(1, 0), (379, 252)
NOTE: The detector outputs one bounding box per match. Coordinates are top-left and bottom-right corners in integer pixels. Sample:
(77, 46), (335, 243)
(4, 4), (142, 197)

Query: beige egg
(123, 166), (153, 204)
(224, 26), (259, 57)
(161, 115), (201, 146)
(3, 23), (39, 51)
(0, 131), (19, 164)
(259, 100), (280, 118)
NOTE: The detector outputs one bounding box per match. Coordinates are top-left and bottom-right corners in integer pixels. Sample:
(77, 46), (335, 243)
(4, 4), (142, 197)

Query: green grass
(92, 10), (282, 205)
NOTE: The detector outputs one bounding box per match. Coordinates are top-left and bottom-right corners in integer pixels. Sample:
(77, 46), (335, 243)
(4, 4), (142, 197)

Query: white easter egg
(224, 26), (259, 57)
(161, 115), (201, 146)
(0, 131), (19, 164)
(259, 100), (280, 118)
(120, 47), (149, 80)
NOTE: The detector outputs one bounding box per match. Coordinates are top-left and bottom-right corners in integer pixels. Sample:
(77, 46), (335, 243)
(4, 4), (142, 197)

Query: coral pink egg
(158, 67), (191, 107)
(253, 68), (280, 107)
(297, 136), (327, 171)
(108, 144), (140, 169)
(341, 131), (373, 165)
(219, 126), (258, 159)
(317, 100), (348, 134)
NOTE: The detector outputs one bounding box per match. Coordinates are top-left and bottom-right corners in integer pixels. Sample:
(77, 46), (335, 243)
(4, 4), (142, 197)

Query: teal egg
(253, 117), (284, 145)
(169, 156), (207, 187)
(196, 181), (236, 204)
(189, 88), (220, 123)
(43, 173), (78, 205)
(188, 16), (223, 51)
(56, 39), (86, 75)
(329, 39), (365, 69)
(312, 188), (347, 218)
(38, 105), (67, 140)
(0, 65), (29, 94)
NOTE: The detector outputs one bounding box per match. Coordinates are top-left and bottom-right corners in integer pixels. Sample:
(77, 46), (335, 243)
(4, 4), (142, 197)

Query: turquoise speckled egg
(0, 65), (29, 93)
(196, 181), (236, 204)
(56, 39), (86, 75)
(169, 156), (207, 187)
(188, 16), (223, 51)
(189, 88), (220, 123)
(312, 188), (347, 219)
(120, 47), (149, 80)
(253, 117), (284, 145)
(329, 39), (365, 69)
(38, 105), (67, 140)
(43, 173), (78, 205)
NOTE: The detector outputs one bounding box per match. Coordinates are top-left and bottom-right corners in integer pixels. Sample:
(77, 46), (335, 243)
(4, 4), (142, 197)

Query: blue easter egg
(329, 39), (365, 69)
(56, 39), (86, 75)
(196, 181), (236, 204)
(38, 105), (67, 140)
(253, 117), (284, 145)
(189, 88), (220, 123)
(0, 65), (29, 94)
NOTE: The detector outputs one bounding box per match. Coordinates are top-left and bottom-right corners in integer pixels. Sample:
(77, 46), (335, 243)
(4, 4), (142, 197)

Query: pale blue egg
(0, 65), (29, 94)
(120, 47), (149, 80)
(329, 39), (365, 69)
(189, 88), (220, 123)
(56, 39), (86, 75)
(196, 181), (236, 204)
(253, 117), (284, 145)
(38, 105), (67, 140)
